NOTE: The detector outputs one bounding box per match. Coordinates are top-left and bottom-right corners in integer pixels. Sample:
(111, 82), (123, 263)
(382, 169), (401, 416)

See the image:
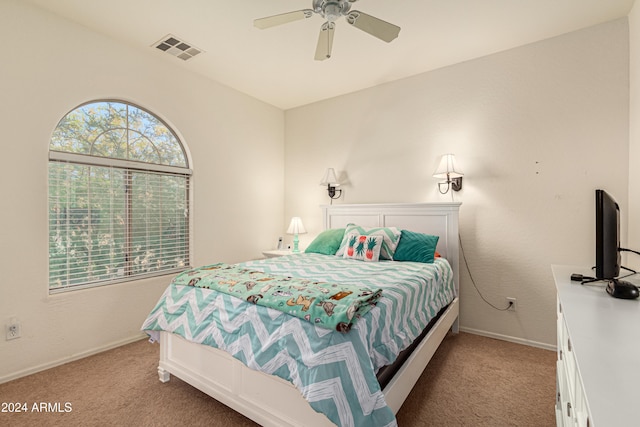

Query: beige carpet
(0, 332), (556, 426)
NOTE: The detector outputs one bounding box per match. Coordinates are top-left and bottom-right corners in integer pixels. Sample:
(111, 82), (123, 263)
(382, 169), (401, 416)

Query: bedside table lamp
(287, 217), (307, 253)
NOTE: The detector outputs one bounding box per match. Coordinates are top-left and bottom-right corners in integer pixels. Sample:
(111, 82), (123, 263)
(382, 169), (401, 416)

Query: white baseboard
(0, 333), (148, 385)
(459, 327), (556, 352)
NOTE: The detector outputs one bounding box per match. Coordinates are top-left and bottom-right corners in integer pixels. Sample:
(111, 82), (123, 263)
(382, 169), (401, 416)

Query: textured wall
(284, 19), (629, 348)
(629, 3), (640, 269)
(0, 1), (284, 382)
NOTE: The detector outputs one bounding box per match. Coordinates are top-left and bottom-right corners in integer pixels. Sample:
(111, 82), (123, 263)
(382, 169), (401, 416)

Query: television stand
(553, 265), (640, 426)
(606, 279), (640, 299)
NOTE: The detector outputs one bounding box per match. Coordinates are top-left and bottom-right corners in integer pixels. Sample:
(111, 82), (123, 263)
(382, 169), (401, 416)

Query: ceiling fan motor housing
(313, 0), (353, 21)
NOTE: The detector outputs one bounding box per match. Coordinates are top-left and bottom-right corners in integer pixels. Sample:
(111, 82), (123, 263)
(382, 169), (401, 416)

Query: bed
(142, 202), (461, 426)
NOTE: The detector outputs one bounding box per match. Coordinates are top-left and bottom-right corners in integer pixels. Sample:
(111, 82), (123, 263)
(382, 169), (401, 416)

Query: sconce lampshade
(319, 168), (340, 187)
(433, 154), (464, 179)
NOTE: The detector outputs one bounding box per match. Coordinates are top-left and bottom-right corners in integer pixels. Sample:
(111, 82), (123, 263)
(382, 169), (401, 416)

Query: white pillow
(342, 233), (383, 262)
(336, 224), (401, 260)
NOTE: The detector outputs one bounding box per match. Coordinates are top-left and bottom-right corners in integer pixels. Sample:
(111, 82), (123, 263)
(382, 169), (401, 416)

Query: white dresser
(552, 265), (640, 427)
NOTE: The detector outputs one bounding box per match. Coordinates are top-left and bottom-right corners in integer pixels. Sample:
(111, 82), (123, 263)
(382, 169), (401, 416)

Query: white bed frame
(157, 202), (461, 426)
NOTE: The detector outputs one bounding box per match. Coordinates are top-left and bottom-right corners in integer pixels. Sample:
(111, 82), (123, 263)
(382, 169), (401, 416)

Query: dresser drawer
(556, 300), (591, 427)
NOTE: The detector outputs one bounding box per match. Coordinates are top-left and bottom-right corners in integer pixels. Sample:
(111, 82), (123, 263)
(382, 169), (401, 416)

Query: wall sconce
(320, 168), (342, 203)
(433, 154), (463, 194)
(286, 217), (307, 253)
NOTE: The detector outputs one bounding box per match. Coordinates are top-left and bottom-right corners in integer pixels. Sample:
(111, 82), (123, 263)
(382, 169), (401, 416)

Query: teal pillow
(305, 228), (345, 255)
(393, 230), (439, 263)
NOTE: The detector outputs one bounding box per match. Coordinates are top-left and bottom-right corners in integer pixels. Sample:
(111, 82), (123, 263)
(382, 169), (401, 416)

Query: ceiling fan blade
(254, 9), (314, 29)
(346, 11), (400, 43)
(314, 22), (335, 61)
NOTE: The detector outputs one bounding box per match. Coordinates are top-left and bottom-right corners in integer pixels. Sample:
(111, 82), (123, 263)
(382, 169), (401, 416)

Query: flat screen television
(595, 189), (638, 299)
(595, 189), (621, 280)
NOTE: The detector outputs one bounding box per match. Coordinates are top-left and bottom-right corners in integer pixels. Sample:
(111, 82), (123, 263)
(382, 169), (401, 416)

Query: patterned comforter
(142, 253), (456, 427)
(170, 262), (382, 332)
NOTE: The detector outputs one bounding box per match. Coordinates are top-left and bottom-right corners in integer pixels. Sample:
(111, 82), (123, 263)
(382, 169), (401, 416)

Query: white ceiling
(25, 0), (635, 110)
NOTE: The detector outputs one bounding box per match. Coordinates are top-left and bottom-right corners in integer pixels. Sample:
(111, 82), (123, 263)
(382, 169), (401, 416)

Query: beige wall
(0, 0), (634, 381)
(285, 19), (630, 348)
(0, 1), (284, 382)
(629, 2), (640, 268)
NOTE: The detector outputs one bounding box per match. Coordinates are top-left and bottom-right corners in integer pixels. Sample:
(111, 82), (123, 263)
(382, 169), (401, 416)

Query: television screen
(595, 189), (621, 280)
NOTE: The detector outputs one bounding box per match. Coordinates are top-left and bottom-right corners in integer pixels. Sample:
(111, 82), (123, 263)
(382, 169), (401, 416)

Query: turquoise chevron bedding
(142, 253), (455, 427)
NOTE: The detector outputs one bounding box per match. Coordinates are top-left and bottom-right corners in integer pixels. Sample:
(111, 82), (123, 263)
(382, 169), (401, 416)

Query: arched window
(48, 100), (191, 292)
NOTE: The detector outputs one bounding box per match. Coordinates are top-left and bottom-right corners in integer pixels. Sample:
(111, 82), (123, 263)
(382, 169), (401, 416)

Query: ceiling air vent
(153, 34), (203, 61)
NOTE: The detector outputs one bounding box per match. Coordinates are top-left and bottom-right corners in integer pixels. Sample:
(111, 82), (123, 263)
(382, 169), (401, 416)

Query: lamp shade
(320, 168), (340, 186)
(286, 217), (307, 235)
(433, 154), (464, 178)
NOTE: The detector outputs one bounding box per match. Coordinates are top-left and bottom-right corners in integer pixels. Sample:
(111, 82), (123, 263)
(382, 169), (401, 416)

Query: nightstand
(262, 249), (293, 258)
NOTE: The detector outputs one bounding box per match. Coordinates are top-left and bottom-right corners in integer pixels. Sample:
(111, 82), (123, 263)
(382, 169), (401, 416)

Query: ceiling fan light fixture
(324, 3), (343, 22)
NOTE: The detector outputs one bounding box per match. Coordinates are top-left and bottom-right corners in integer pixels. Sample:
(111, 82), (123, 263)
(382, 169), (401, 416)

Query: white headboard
(321, 202), (461, 294)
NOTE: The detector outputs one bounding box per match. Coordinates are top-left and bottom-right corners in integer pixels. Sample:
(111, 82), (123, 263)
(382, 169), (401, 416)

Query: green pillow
(305, 228), (345, 255)
(393, 230), (439, 263)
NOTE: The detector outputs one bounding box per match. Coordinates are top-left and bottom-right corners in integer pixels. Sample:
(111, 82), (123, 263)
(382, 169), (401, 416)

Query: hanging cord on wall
(459, 235), (513, 311)
(620, 248), (640, 276)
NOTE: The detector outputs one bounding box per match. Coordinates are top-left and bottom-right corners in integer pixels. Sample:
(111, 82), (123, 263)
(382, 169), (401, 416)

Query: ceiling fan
(254, 0), (401, 61)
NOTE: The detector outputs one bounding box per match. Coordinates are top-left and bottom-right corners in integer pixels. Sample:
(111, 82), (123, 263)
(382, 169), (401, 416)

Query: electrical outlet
(506, 297), (517, 312)
(6, 318), (21, 340)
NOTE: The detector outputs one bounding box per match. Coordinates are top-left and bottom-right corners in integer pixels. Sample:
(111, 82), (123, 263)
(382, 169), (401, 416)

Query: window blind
(48, 162), (190, 292)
